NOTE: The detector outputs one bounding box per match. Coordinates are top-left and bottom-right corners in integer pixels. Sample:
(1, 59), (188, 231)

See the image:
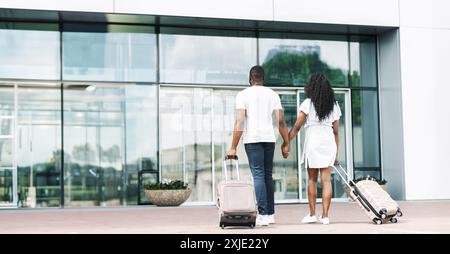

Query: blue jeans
(244, 142), (275, 216)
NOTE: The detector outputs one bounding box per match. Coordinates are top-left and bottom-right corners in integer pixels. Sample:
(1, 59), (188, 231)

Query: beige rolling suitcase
(332, 163), (403, 224)
(216, 155), (257, 229)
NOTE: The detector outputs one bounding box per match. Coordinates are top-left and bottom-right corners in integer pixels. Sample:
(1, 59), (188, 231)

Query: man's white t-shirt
(235, 85), (282, 144)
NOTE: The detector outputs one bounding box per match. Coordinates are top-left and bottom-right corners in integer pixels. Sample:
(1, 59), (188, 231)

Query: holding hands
(281, 141), (289, 159)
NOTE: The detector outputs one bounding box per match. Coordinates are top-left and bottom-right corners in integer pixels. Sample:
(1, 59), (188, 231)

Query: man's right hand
(227, 148), (237, 157)
(281, 142), (289, 159)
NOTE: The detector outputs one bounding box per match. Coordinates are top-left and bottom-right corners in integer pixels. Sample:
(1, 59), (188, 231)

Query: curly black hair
(304, 72), (336, 122)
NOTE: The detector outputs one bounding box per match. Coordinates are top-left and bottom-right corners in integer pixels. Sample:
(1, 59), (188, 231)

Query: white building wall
(0, 0), (114, 12)
(114, 0), (274, 21)
(273, 0), (399, 26)
(399, 0), (450, 200)
(0, 0), (399, 27)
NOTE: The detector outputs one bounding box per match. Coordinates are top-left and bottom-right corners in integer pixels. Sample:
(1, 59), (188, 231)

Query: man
(227, 65), (290, 226)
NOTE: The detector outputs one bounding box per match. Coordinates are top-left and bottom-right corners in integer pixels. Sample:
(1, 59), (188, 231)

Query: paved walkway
(1, 200), (449, 234)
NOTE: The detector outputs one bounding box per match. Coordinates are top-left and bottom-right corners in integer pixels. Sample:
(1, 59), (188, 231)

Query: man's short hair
(249, 65), (265, 82)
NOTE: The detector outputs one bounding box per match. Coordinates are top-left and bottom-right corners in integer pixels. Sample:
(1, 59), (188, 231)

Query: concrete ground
(0, 200), (449, 234)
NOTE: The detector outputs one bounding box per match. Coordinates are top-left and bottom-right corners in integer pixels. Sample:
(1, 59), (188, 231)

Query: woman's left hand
(281, 142), (289, 159)
(334, 155), (339, 165)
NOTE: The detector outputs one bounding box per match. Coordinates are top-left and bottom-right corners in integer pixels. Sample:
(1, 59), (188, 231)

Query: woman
(288, 73), (341, 225)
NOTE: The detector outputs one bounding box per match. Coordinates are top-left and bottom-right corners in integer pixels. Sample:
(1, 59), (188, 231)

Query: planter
(144, 189), (192, 206)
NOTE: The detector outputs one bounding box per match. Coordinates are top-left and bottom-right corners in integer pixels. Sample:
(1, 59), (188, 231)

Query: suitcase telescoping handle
(223, 155), (240, 182)
(331, 162), (357, 189)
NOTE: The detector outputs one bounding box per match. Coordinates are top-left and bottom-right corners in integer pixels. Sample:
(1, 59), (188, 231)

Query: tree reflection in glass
(260, 39), (349, 87)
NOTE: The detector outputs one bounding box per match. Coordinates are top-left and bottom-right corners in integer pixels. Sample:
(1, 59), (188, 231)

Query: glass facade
(273, 93), (299, 200)
(63, 84), (157, 207)
(0, 24), (60, 80)
(0, 83), (62, 207)
(0, 84), (15, 205)
(159, 87), (214, 202)
(259, 34), (349, 87)
(352, 90), (381, 179)
(299, 91), (350, 200)
(350, 36), (380, 179)
(350, 37), (378, 87)
(212, 89), (252, 192)
(17, 84), (61, 207)
(63, 24), (157, 82)
(160, 29), (257, 85)
(0, 21), (381, 207)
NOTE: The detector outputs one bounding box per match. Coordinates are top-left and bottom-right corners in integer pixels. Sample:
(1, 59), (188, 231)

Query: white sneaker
(266, 214), (275, 224)
(256, 215), (269, 226)
(319, 216), (330, 225)
(301, 214), (318, 224)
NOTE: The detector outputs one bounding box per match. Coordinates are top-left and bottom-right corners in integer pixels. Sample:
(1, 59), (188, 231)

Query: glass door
(159, 86), (214, 204)
(63, 83), (158, 207)
(212, 88), (301, 203)
(1, 82), (61, 208)
(161, 86), (301, 204)
(297, 89), (353, 202)
(17, 83), (61, 208)
(212, 88), (252, 200)
(272, 91), (299, 202)
(0, 84), (18, 207)
(159, 86), (352, 204)
(63, 84), (127, 207)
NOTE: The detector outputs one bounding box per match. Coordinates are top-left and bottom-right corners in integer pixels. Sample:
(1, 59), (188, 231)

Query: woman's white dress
(299, 98), (342, 169)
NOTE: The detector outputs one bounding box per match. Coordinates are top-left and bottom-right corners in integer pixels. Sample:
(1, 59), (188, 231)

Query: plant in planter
(144, 179), (191, 206)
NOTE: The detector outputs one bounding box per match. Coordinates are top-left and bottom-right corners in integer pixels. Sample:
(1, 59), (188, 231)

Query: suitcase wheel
(379, 208), (388, 219)
(389, 218), (398, 223)
(372, 218), (382, 225)
(249, 223), (255, 229)
(220, 224), (225, 229)
(396, 209), (403, 217)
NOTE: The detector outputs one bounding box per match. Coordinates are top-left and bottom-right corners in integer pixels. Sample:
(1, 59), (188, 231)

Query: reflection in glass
(0, 28), (60, 80)
(299, 92), (348, 199)
(0, 139), (13, 167)
(352, 91), (380, 169)
(0, 84), (15, 205)
(0, 118), (13, 136)
(63, 84), (157, 207)
(0, 85), (14, 116)
(63, 28), (157, 82)
(17, 85), (61, 207)
(160, 87), (213, 202)
(0, 168), (13, 204)
(125, 87), (158, 204)
(213, 89), (300, 202)
(273, 93), (299, 200)
(260, 38), (349, 87)
(350, 37), (377, 87)
(160, 33), (257, 84)
(139, 170), (159, 203)
(354, 169), (381, 180)
(213, 89), (252, 193)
